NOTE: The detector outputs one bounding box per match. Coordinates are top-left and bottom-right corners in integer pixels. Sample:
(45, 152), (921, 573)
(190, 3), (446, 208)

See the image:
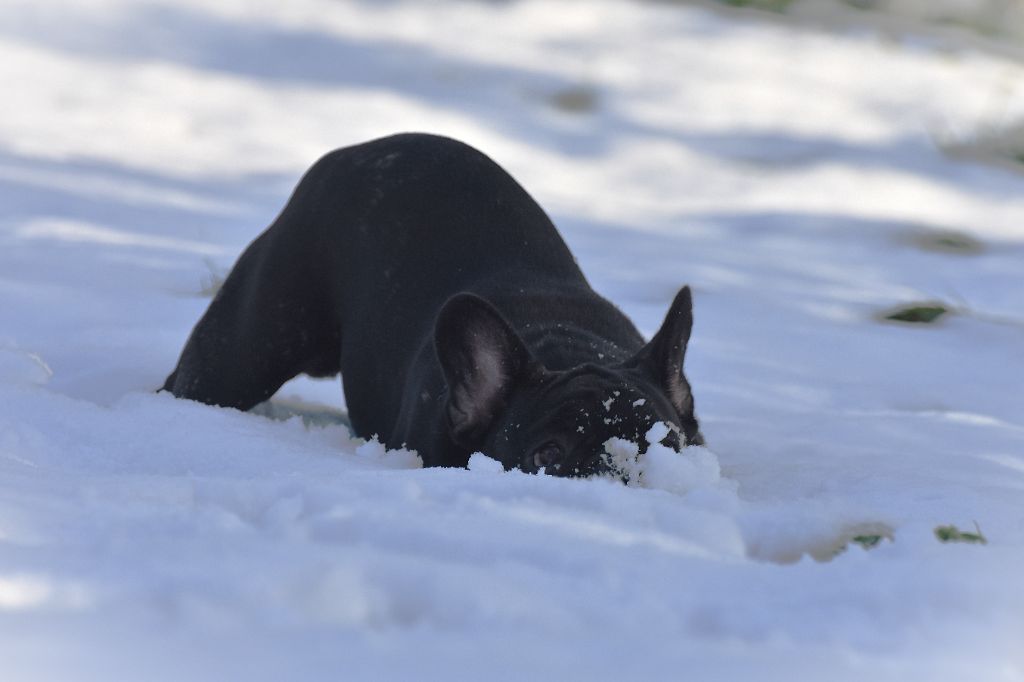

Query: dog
(163, 133), (703, 476)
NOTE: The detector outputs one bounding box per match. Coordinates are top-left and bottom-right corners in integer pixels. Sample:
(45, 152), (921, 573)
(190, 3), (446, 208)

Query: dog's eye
(532, 442), (563, 470)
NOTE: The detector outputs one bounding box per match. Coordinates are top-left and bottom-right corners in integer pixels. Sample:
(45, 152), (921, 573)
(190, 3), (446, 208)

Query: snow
(2, 0), (1024, 679)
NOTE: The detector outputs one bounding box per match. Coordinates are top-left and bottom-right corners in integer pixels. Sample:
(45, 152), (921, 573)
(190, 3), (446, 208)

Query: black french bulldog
(163, 133), (703, 476)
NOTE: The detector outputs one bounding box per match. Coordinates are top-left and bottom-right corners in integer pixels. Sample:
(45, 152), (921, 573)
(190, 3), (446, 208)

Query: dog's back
(330, 135), (653, 436)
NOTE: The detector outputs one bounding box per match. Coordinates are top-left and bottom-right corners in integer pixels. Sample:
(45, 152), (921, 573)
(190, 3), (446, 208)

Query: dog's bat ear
(434, 293), (536, 449)
(625, 286), (696, 420)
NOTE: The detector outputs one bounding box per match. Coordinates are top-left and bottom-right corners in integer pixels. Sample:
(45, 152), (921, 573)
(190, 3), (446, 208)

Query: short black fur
(163, 133), (703, 474)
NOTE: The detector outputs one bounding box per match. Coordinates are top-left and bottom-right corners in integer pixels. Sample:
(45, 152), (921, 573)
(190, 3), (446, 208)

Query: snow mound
(602, 423), (738, 499)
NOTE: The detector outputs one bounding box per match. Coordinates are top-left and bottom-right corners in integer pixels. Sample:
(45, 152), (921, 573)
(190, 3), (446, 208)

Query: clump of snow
(601, 423), (737, 499)
(353, 435), (422, 469)
(645, 420), (671, 445)
(642, 442), (731, 497)
(467, 451), (505, 473)
(601, 436), (641, 481)
(640, 423), (733, 497)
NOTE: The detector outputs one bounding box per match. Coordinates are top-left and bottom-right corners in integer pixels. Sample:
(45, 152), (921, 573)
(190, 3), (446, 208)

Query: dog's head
(434, 287), (703, 477)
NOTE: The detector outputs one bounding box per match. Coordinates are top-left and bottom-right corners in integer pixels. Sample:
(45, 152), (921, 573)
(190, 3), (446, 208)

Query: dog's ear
(625, 286), (695, 418)
(435, 293), (536, 448)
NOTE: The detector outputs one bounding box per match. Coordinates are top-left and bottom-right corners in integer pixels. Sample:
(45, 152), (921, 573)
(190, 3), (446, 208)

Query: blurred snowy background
(1, 0), (1023, 680)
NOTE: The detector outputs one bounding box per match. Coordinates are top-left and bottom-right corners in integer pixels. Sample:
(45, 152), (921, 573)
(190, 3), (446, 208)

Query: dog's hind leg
(162, 208), (342, 411)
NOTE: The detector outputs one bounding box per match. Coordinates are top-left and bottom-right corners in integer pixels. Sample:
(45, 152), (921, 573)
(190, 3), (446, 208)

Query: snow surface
(2, 0), (1024, 679)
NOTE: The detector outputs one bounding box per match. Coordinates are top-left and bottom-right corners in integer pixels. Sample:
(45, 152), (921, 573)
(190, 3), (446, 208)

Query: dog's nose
(533, 443), (562, 470)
